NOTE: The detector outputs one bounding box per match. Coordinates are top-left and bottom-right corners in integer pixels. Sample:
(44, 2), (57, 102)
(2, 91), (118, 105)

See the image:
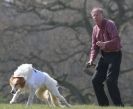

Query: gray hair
(91, 7), (104, 15)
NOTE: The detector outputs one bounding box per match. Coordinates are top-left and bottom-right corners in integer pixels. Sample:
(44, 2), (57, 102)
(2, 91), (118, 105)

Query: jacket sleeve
(89, 27), (99, 61)
(104, 21), (121, 51)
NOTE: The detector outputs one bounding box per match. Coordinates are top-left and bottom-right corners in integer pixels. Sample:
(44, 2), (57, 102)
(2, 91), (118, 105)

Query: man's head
(91, 7), (104, 25)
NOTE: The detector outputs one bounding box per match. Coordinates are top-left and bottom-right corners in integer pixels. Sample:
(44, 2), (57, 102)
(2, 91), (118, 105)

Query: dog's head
(9, 75), (25, 94)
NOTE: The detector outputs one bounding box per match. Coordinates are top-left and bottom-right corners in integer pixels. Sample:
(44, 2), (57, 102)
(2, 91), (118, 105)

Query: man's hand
(96, 41), (106, 49)
(86, 60), (94, 68)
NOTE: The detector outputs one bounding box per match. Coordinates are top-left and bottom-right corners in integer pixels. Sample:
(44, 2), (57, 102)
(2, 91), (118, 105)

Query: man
(87, 7), (124, 106)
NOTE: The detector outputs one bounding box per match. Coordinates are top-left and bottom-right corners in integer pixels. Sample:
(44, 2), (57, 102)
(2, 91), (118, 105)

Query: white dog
(9, 64), (71, 107)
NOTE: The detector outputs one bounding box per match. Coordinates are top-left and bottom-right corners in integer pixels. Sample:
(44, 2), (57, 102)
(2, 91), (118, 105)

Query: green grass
(0, 104), (132, 109)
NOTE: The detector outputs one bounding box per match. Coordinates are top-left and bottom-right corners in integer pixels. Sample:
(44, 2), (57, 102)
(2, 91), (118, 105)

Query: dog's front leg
(26, 90), (35, 106)
(10, 90), (21, 104)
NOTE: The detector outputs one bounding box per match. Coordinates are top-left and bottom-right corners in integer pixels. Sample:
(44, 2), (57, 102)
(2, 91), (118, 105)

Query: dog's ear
(9, 75), (14, 85)
(18, 77), (25, 88)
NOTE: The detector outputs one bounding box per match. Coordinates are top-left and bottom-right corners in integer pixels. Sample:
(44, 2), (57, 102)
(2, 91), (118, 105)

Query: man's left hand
(96, 41), (106, 49)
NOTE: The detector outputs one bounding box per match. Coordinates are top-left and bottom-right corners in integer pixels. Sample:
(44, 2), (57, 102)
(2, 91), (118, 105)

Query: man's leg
(92, 57), (109, 106)
(106, 52), (124, 106)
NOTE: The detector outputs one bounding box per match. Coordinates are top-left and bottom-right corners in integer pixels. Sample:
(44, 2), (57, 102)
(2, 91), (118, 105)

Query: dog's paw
(59, 105), (65, 108)
(66, 104), (72, 108)
(10, 100), (16, 104)
(10, 100), (14, 104)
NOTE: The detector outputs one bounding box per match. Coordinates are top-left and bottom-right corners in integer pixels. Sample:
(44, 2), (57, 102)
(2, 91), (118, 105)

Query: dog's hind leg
(57, 95), (71, 107)
(43, 90), (56, 108)
(48, 87), (71, 108)
(52, 95), (65, 108)
(47, 91), (56, 107)
(36, 88), (55, 108)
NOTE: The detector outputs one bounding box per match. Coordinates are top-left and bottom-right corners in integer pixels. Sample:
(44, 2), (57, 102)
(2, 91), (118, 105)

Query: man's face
(91, 10), (103, 25)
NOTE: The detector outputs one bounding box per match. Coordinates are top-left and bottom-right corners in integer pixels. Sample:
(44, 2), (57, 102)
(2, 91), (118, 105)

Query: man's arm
(104, 21), (121, 51)
(88, 27), (99, 64)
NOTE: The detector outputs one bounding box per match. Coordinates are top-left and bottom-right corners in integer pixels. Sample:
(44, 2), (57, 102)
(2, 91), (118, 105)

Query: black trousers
(92, 51), (124, 106)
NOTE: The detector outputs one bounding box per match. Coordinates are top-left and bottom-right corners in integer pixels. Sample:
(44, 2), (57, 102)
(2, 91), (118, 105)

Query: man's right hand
(86, 60), (93, 68)
(84, 60), (96, 74)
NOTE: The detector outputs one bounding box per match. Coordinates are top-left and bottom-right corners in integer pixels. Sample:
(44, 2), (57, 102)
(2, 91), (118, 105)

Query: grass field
(0, 104), (132, 109)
